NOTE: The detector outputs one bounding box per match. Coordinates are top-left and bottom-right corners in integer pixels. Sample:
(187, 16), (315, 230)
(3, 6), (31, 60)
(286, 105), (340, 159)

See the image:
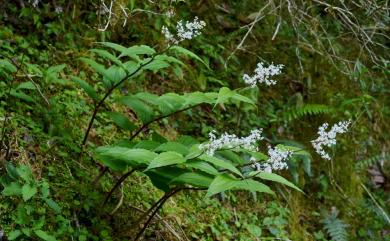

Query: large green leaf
(157, 93), (186, 114)
(145, 166), (186, 192)
(171, 172), (213, 188)
(154, 142), (189, 155)
(199, 155), (242, 177)
(119, 95), (155, 123)
(147, 151), (186, 170)
(185, 160), (219, 175)
(95, 146), (157, 171)
(254, 172), (302, 192)
(142, 58), (170, 72)
(206, 174), (274, 197)
(133, 140), (161, 150)
(206, 174), (238, 197)
(184, 92), (217, 106)
(119, 45), (156, 58)
(104, 65), (127, 84)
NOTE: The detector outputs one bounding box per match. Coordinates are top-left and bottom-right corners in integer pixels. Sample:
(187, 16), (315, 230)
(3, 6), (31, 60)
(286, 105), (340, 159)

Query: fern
(282, 104), (333, 122)
(355, 153), (389, 171)
(321, 209), (348, 241)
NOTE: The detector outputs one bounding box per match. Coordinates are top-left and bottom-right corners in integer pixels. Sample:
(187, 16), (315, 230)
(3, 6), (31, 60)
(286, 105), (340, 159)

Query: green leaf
(95, 146), (157, 171)
(157, 93), (186, 114)
(145, 166), (186, 192)
(216, 87), (254, 106)
(2, 182), (22, 196)
(233, 179), (274, 195)
(79, 57), (111, 88)
(34, 230), (57, 241)
(133, 140), (161, 150)
(142, 59), (170, 72)
(109, 112), (136, 131)
(17, 81), (36, 90)
(155, 54), (185, 66)
(6, 162), (20, 180)
(22, 184), (37, 201)
(255, 172), (302, 192)
(104, 65), (127, 84)
(154, 142), (189, 155)
(8, 230), (22, 240)
(147, 151), (186, 170)
(185, 160), (219, 175)
(119, 95), (155, 123)
(206, 174), (238, 197)
(71, 76), (98, 101)
(199, 155), (242, 177)
(169, 46), (209, 68)
(185, 144), (204, 159)
(40, 181), (50, 198)
(184, 92), (216, 106)
(44, 198), (61, 213)
(119, 45), (156, 58)
(10, 89), (34, 102)
(218, 150), (245, 165)
(17, 165), (33, 182)
(97, 42), (127, 53)
(215, 87), (234, 105)
(90, 49), (124, 68)
(0, 59), (17, 72)
(206, 174), (274, 197)
(171, 172), (213, 188)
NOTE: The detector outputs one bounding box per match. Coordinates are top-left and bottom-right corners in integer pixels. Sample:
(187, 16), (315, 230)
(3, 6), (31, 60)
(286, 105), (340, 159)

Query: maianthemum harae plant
(71, 17), (351, 240)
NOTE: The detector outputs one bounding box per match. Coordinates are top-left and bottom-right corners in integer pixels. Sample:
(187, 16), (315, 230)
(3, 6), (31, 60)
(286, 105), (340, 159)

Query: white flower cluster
(252, 146), (291, 173)
(55, 6), (63, 14)
(199, 129), (263, 156)
(29, 0), (40, 8)
(311, 120), (351, 160)
(243, 62), (284, 87)
(162, 17), (206, 44)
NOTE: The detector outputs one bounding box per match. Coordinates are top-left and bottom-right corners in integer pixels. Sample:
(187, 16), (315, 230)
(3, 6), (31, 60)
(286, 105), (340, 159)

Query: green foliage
(1, 0), (389, 240)
(0, 163), (66, 240)
(321, 209), (349, 241)
(282, 104), (334, 122)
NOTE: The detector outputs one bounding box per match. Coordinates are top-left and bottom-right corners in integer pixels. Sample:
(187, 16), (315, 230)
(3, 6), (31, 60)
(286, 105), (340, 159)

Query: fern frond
(282, 104), (333, 122)
(355, 153), (388, 170)
(321, 209), (348, 241)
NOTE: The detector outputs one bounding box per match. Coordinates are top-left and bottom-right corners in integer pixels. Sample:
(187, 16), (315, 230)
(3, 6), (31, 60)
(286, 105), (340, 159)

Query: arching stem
(133, 188), (182, 241)
(103, 168), (137, 206)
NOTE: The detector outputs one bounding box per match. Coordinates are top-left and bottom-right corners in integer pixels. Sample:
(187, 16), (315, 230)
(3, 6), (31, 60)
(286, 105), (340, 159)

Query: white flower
(199, 129), (263, 156)
(251, 147), (291, 173)
(161, 17), (206, 44)
(311, 120), (351, 160)
(243, 62), (284, 87)
(30, 0), (40, 8)
(55, 6), (63, 14)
